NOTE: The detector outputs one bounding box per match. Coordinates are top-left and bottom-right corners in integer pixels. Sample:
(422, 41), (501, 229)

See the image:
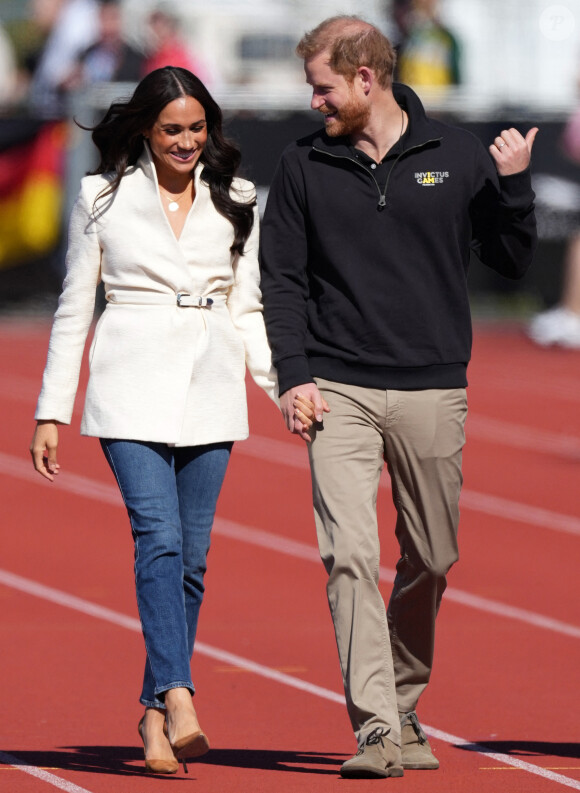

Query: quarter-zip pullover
(260, 83), (537, 395)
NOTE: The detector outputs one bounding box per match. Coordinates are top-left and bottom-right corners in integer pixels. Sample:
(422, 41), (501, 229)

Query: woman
(30, 66), (314, 774)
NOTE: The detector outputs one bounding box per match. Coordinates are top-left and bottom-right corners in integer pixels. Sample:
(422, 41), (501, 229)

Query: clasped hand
(281, 385), (331, 442)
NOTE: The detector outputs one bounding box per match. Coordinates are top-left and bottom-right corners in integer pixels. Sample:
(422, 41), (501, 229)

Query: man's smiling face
(304, 51), (370, 137)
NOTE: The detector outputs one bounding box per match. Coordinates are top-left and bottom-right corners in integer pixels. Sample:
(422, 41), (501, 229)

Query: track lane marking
(4, 372), (580, 458)
(6, 373), (580, 528)
(481, 767), (580, 771)
(0, 750), (94, 793)
(466, 414), (580, 460)
(469, 370), (580, 403)
(4, 436), (580, 539)
(1, 451), (580, 639)
(0, 569), (579, 790)
(239, 435), (580, 537)
(419, 737), (580, 790)
(213, 518), (580, 640)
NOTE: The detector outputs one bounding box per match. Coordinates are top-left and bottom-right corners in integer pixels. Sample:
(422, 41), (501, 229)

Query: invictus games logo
(415, 171), (449, 186)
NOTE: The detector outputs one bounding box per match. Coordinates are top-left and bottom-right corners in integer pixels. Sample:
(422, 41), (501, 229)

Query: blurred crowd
(0, 0), (464, 118)
(392, 0), (461, 89)
(0, 0), (210, 118)
(0, 0), (213, 280)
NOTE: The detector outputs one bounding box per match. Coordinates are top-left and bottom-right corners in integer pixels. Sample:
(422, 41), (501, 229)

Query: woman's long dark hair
(86, 67), (254, 254)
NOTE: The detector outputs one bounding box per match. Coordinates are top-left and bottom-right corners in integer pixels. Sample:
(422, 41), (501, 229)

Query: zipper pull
(377, 195), (386, 210)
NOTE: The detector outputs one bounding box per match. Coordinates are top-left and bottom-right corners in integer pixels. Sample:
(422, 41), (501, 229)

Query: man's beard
(323, 92), (370, 137)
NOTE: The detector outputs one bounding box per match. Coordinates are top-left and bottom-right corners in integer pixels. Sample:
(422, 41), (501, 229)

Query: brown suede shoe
(400, 712), (439, 770)
(340, 727), (404, 779)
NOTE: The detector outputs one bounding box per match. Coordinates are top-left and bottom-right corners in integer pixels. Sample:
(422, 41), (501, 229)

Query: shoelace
(403, 712), (427, 745)
(355, 726), (392, 755)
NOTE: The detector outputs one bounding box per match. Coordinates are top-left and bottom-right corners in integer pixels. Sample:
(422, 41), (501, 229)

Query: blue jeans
(100, 439), (232, 707)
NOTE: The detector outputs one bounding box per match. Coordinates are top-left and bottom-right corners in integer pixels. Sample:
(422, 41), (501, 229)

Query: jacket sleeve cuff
(498, 166), (535, 207)
(276, 354), (314, 396)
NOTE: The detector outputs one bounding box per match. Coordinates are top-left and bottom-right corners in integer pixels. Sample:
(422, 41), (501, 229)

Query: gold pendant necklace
(159, 182), (192, 213)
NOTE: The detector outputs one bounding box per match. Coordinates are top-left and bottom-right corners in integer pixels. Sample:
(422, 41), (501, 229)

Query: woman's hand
(291, 391), (330, 441)
(30, 421), (61, 481)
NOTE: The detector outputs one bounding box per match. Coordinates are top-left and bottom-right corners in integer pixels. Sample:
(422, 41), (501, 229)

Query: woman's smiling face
(146, 95), (208, 182)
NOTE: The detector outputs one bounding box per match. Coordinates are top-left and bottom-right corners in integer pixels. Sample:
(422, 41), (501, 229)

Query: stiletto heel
(138, 716), (180, 774)
(169, 729), (210, 764)
(167, 717), (210, 772)
(164, 693), (210, 770)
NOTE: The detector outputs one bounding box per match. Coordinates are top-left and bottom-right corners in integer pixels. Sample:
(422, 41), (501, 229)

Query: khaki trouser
(308, 379), (467, 746)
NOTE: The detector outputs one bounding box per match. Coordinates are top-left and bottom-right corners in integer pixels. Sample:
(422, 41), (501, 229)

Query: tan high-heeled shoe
(167, 723), (210, 773)
(138, 716), (179, 774)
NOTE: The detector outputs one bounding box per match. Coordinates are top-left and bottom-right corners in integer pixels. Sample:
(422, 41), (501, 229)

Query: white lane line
(466, 415), (580, 460)
(5, 372), (580, 459)
(1, 569), (579, 790)
(423, 732), (580, 791)
(0, 452), (123, 506)
(10, 437), (580, 542)
(0, 750), (94, 793)
(470, 369), (580, 404)
(1, 451), (580, 640)
(7, 369), (580, 530)
(191, 643), (344, 705)
(214, 518), (580, 640)
(458, 490), (580, 537)
(0, 568), (140, 631)
(0, 568), (342, 705)
(238, 436), (580, 537)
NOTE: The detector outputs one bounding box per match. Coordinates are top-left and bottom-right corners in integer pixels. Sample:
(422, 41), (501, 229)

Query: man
(259, 15), (537, 781)
(63, 0), (145, 90)
(29, 0), (100, 116)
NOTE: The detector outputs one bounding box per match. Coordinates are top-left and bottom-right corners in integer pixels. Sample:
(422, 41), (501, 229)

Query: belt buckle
(177, 292), (214, 307)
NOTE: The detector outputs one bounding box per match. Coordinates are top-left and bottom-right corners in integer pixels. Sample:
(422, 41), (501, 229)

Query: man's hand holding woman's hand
(280, 384), (330, 442)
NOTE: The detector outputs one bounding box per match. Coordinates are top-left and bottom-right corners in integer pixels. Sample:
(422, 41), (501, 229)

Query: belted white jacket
(35, 147), (278, 446)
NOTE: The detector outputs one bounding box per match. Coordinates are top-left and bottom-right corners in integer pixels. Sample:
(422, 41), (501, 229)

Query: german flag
(0, 119), (66, 270)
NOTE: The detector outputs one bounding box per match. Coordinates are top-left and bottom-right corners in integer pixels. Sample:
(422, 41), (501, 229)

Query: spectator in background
(28, 0), (99, 116)
(528, 233), (580, 348)
(143, 6), (210, 86)
(62, 0), (144, 91)
(1, 0), (60, 107)
(528, 93), (580, 348)
(395, 0), (461, 88)
(0, 22), (18, 105)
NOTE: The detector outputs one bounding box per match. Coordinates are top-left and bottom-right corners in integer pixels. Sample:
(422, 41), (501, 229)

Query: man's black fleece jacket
(259, 83), (537, 396)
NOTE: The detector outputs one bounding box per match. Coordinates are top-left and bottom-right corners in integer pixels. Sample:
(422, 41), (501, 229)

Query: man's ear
(357, 66), (373, 95)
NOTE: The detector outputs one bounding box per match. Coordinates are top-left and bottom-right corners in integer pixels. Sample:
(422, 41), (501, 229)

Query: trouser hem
(140, 698), (166, 709)
(141, 681), (195, 708)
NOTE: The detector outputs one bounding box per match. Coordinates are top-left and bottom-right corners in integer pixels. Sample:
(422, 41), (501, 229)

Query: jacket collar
(310, 82), (441, 157)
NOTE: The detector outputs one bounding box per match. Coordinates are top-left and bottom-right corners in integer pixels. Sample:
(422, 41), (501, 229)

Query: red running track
(1, 317), (579, 793)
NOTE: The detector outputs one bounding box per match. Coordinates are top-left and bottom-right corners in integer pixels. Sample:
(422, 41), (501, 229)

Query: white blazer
(35, 147), (278, 446)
